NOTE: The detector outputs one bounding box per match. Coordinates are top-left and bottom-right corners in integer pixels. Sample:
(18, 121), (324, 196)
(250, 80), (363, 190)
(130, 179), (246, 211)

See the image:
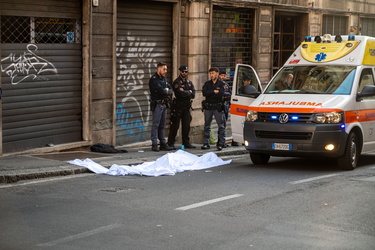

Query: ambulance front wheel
(337, 132), (360, 170)
(250, 152), (270, 165)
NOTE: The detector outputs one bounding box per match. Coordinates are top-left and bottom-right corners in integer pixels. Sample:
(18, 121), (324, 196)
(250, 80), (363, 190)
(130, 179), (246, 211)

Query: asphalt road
(1, 154), (374, 250)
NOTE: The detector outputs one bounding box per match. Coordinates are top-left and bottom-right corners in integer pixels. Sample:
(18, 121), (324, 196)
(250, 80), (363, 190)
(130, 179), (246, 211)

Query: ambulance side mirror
(356, 85), (375, 101)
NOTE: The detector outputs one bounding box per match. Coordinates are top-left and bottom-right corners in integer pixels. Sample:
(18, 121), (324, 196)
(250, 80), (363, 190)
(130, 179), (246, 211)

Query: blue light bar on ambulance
(315, 35), (322, 43)
(335, 35), (342, 42)
(304, 34), (354, 43)
(270, 115), (299, 121)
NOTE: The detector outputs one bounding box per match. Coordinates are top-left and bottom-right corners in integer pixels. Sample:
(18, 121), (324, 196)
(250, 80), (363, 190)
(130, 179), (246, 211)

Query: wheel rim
(349, 138), (357, 166)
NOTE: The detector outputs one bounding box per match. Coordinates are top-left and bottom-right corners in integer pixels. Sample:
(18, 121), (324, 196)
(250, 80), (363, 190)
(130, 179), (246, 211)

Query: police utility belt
(201, 101), (223, 111)
(156, 99), (169, 104)
(150, 98), (169, 105)
(150, 98), (169, 111)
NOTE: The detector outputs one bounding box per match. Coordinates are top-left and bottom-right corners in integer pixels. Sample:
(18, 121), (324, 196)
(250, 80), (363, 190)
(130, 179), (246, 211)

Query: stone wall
(91, 1), (115, 145)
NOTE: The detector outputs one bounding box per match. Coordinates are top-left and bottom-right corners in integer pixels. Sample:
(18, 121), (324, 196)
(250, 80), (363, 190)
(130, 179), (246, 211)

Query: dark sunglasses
(181, 70), (188, 73)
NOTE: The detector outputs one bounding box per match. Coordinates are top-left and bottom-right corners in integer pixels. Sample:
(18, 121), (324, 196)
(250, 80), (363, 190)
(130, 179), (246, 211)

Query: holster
(149, 100), (156, 112)
(201, 100), (207, 112)
(217, 102), (224, 112)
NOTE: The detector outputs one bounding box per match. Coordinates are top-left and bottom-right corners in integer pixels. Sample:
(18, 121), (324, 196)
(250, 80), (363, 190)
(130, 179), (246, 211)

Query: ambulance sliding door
(357, 68), (375, 152)
(230, 64), (262, 143)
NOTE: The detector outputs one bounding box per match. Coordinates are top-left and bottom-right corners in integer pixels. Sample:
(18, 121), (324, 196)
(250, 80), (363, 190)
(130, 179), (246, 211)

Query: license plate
(272, 143), (292, 150)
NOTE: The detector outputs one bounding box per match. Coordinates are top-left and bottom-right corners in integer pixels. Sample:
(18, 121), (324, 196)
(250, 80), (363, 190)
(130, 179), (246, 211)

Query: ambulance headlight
(314, 112), (343, 124)
(246, 110), (258, 122)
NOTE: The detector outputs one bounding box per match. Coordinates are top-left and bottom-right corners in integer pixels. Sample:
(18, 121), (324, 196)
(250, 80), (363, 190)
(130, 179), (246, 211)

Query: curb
(0, 166), (90, 184)
(0, 148), (248, 184)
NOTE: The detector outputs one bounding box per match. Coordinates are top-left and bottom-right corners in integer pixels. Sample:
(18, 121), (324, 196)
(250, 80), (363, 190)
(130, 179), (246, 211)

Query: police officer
(167, 65), (196, 149)
(219, 70), (231, 121)
(219, 70), (240, 147)
(219, 70), (232, 148)
(201, 67), (226, 151)
(149, 62), (174, 152)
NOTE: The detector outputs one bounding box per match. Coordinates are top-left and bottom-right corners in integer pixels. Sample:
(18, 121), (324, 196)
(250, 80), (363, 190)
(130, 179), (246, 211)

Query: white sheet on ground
(68, 150), (232, 177)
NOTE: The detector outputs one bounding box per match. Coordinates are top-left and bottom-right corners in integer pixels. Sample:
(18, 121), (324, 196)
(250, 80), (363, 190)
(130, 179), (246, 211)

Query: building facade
(1, 0), (375, 155)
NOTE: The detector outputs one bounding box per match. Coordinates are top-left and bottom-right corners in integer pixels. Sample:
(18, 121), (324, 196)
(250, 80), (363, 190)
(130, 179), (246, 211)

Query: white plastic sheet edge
(68, 150), (232, 177)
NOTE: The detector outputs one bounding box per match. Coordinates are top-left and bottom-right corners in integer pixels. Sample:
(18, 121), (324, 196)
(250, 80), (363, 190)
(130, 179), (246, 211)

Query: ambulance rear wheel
(250, 152), (270, 165)
(337, 132), (359, 170)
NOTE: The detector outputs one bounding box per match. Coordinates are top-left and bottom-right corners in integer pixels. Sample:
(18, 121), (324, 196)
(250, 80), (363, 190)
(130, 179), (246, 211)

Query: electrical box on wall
(93, 0), (99, 7)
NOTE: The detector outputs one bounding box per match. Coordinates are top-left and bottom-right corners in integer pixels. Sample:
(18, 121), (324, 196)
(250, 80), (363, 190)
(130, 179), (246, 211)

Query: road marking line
(289, 173), (339, 185)
(356, 176), (375, 182)
(37, 224), (122, 247)
(175, 194), (244, 211)
(0, 174), (93, 189)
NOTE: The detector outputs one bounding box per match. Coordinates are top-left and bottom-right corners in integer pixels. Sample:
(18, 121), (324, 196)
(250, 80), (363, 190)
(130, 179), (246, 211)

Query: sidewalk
(0, 144), (248, 184)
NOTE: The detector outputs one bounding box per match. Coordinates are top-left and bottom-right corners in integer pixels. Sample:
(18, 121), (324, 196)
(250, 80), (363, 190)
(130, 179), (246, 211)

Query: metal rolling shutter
(116, 0), (173, 145)
(212, 6), (253, 141)
(1, 0), (82, 153)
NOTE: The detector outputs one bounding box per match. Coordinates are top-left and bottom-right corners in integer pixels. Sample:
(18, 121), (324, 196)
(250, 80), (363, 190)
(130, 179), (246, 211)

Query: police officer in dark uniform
(167, 65), (196, 149)
(219, 70), (231, 121)
(149, 62), (174, 152)
(219, 70), (232, 148)
(201, 67), (226, 151)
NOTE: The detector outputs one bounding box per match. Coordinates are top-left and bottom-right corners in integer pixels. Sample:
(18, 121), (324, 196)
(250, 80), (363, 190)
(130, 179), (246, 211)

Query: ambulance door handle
(232, 98), (238, 102)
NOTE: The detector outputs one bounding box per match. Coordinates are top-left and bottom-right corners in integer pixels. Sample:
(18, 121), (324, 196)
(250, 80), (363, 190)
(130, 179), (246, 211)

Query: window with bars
(1, 16), (81, 44)
(322, 15), (348, 36)
(211, 6), (253, 85)
(360, 18), (375, 37)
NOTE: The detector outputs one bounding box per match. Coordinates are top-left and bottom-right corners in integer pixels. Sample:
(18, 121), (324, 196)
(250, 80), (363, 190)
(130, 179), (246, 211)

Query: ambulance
(230, 34), (375, 170)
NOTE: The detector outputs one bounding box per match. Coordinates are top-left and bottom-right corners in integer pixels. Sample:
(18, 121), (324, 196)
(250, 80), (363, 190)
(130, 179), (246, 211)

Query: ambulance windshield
(265, 66), (356, 95)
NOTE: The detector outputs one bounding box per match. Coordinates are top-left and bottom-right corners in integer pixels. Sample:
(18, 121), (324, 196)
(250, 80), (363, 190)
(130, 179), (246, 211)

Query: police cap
(179, 65), (188, 71)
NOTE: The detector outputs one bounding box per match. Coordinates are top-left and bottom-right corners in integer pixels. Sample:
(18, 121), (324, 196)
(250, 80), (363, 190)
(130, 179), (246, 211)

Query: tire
(250, 152), (270, 165)
(337, 132), (360, 170)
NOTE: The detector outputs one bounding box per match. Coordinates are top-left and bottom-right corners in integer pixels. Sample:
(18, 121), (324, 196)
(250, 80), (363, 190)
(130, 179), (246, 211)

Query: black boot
(152, 144), (159, 152)
(184, 143), (196, 149)
(160, 143), (173, 151)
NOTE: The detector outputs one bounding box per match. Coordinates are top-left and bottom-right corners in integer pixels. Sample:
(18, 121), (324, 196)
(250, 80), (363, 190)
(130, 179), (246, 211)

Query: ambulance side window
(358, 68), (375, 99)
(236, 68), (260, 96)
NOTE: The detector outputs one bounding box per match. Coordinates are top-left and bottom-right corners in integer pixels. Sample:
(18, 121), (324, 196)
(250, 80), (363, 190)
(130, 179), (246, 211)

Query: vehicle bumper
(243, 122), (348, 157)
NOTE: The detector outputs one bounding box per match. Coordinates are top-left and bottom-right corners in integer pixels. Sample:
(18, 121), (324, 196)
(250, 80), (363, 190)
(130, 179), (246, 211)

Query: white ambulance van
(230, 34), (375, 170)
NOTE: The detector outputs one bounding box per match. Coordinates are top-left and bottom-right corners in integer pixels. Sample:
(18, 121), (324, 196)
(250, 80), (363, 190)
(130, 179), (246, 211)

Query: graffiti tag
(115, 34), (162, 142)
(1, 44), (58, 85)
(116, 104), (145, 141)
